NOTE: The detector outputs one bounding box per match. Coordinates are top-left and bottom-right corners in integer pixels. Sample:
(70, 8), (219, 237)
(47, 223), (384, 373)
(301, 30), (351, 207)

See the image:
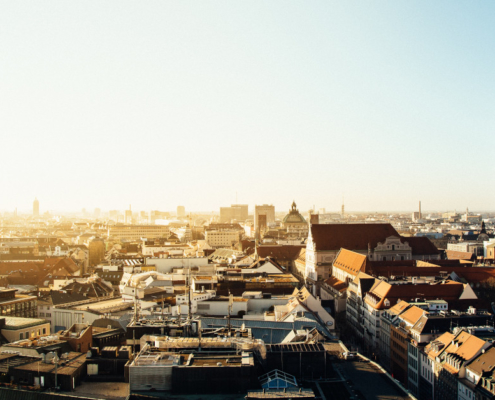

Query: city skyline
(1, 197), (493, 216)
(1, 2), (494, 212)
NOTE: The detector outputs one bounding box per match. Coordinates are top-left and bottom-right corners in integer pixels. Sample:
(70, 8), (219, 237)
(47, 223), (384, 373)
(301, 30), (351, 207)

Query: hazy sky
(1, 1), (494, 213)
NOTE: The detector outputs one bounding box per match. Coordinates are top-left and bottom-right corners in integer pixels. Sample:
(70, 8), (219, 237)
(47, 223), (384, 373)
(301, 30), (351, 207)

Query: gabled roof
(256, 245), (306, 262)
(309, 223), (400, 251)
(426, 332), (455, 359)
(366, 280), (466, 310)
(43, 290), (88, 306)
(325, 276), (347, 293)
(402, 236), (440, 255)
(400, 305), (425, 326)
(467, 347), (495, 376)
(389, 300), (411, 316)
(444, 331), (486, 361)
(333, 249), (367, 277)
(45, 257), (79, 275)
(348, 272), (376, 296)
(247, 257), (285, 272)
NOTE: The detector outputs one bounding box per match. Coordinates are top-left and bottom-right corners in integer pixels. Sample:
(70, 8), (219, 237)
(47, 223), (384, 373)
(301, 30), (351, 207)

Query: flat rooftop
(2, 317), (48, 330)
(132, 351), (251, 368)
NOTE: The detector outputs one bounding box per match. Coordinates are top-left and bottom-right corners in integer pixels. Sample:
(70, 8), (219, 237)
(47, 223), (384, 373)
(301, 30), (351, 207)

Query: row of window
(19, 327), (47, 339)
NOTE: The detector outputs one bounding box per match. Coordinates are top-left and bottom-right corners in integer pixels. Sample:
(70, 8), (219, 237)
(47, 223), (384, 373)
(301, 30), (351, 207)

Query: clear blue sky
(1, 1), (494, 213)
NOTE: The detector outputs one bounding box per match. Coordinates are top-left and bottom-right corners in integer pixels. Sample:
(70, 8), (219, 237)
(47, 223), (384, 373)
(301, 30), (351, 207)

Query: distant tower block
(419, 201), (422, 220)
(254, 204), (275, 232)
(177, 206), (186, 218)
(33, 198), (39, 217)
(310, 214), (319, 225)
(258, 214), (267, 237)
(125, 205), (132, 224)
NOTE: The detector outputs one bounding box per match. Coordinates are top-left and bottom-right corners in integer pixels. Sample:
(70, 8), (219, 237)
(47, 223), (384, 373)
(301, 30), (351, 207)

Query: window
(19, 333), (23, 339)
(43, 328), (46, 334)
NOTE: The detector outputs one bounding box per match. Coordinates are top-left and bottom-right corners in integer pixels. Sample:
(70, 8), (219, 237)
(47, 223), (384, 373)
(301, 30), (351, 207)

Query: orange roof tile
(389, 300), (410, 315)
(325, 276), (347, 293)
(332, 249), (367, 277)
(400, 306), (425, 325)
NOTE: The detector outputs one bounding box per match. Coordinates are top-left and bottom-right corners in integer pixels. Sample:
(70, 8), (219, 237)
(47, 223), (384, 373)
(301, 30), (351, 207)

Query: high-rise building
(33, 198), (39, 217)
(94, 208), (101, 218)
(254, 204), (275, 233)
(177, 206), (186, 218)
(125, 205), (132, 224)
(219, 204), (248, 222)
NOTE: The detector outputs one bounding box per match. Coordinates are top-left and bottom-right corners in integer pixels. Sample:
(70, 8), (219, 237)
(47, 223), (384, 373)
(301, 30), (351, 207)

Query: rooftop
(2, 317), (48, 330)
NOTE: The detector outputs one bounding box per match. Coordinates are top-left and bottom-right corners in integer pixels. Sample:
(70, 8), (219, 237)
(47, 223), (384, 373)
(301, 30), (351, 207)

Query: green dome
(282, 201), (306, 224)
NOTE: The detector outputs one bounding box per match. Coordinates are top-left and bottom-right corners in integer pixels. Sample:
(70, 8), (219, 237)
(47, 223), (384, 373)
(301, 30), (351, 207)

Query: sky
(1, 1), (494, 214)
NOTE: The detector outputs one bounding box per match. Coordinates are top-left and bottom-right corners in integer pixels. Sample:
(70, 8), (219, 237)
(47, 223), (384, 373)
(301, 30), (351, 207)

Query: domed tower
(282, 201), (308, 238)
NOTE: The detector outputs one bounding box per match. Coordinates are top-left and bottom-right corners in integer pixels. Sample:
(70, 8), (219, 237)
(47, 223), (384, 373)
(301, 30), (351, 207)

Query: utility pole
(53, 354), (59, 391)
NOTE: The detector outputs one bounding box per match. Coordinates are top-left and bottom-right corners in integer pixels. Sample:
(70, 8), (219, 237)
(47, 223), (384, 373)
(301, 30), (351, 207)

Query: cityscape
(0, 200), (494, 399)
(2, 1), (495, 400)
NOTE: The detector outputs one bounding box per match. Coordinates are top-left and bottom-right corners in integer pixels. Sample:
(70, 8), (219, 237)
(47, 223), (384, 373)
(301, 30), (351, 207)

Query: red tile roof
(402, 236), (440, 255)
(257, 245), (306, 262)
(0, 262), (44, 275)
(309, 223), (400, 251)
(365, 280), (466, 309)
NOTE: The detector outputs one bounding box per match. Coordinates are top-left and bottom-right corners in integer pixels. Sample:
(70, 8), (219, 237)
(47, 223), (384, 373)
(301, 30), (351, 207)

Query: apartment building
(107, 225), (170, 240)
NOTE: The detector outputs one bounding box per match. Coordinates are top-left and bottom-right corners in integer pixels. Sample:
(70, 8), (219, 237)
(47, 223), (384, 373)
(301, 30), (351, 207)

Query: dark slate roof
(45, 291), (88, 306)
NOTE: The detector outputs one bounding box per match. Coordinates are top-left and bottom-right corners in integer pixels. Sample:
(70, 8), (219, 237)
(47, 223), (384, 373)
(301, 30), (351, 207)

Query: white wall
(145, 257), (208, 273)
